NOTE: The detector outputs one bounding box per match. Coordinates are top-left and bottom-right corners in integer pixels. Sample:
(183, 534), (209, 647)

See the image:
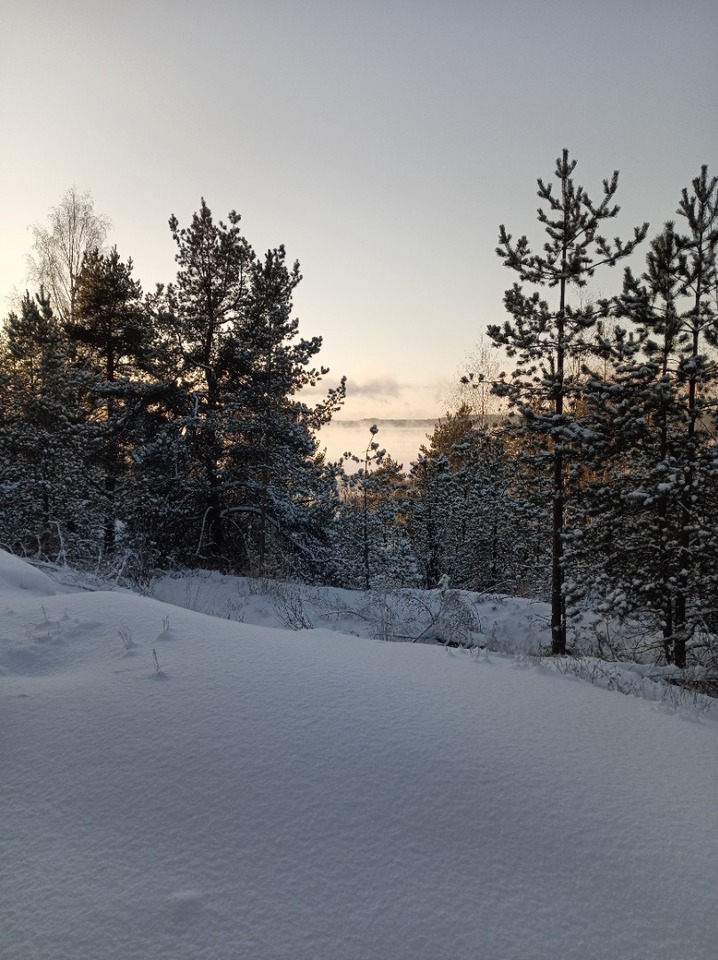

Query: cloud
(300, 367), (457, 420)
(345, 375), (401, 398)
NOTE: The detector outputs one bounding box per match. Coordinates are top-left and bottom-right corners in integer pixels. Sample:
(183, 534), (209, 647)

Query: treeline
(1, 197), (347, 582)
(1, 155), (716, 673)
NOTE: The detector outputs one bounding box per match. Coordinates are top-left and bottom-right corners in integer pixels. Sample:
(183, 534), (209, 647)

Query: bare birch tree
(28, 186), (111, 324)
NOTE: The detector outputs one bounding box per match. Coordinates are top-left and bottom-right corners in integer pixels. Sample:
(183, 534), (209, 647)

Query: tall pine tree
(578, 168), (717, 667)
(70, 247), (156, 558)
(488, 149), (647, 654)
(153, 201), (344, 574)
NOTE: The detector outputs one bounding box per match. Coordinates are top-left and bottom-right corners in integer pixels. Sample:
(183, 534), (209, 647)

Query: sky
(1, 0), (716, 418)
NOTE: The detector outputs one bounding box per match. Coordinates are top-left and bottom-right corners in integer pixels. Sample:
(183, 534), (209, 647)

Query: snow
(0, 548), (58, 596)
(1, 551), (717, 960)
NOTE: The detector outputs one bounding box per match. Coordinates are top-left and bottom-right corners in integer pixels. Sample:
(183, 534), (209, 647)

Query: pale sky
(1, 0), (716, 418)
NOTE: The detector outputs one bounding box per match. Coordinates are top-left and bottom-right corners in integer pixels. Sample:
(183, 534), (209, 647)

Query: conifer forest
(2, 153), (717, 679)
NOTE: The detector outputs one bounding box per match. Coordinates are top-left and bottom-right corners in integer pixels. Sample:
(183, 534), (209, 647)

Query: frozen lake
(316, 415), (504, 470)
(316, 418), (437, 470)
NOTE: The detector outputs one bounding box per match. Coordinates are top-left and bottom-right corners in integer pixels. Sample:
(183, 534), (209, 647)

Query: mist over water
(316, 418), (438, 470)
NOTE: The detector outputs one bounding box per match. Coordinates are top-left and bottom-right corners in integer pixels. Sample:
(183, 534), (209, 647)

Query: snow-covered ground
(1, 550), (716, 960)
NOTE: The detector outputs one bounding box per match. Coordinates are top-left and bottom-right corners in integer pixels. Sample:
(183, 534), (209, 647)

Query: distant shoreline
(324, 415), (503, 429)
(326, 418), (438, 428)
(316, 415), (505, 470)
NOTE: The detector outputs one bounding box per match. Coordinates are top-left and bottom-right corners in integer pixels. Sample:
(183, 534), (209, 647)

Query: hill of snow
(1, 550), (716, 960)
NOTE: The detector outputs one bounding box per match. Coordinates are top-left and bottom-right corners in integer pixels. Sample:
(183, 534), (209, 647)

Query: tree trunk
(551, 254), (567, 656)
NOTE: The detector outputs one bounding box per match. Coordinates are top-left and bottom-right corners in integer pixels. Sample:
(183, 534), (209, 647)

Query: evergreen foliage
(576, 169), (718, 667)
(2, 167), (716, 678)
(0, 290), (95, 562)
(331, 426), (417, 589)
(486, 149), (648, 654)
(70, 246), (157, 558)
(149, 200), (346, 576)
(406, 406), (547, 595)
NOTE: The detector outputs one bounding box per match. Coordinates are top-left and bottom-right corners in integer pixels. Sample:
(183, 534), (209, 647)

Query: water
(316, 418), (438, 470)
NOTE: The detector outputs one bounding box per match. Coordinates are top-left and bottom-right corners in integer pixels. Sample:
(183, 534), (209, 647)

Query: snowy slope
(1, 550), (716, 960)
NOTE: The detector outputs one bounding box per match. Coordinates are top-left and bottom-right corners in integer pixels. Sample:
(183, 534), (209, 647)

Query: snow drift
(1, 550), (716, 960)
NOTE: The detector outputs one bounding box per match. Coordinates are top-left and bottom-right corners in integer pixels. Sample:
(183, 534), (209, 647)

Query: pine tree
(153, 200), (345, 574)
(488, 149), (647, 654)
(153, 201), (256, 565)
(329, 426), (418, 590)
(70, 247), (156, 559)
(406, 453), (449, 589)
(220, 244), (345, 576)
(578, 168), (718, 667)
(408, 408), (476, 589)
(0, 290), (93, 562)
(672, 166), (718, 665)
(406, 408), (544, 595)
